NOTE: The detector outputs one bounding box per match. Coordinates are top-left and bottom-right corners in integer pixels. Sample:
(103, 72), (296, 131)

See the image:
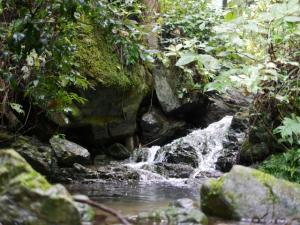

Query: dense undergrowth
(0, 0), (151, 127)
(159, 0), (300, 182)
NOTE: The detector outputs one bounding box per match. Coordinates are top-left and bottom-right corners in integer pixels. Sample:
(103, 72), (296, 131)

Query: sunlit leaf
(176, 52), (199, 66)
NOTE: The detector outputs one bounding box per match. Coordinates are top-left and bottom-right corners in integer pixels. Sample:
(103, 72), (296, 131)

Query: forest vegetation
(0, 0), (300, 224)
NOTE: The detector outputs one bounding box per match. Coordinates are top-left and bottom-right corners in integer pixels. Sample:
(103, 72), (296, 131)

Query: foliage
(0, 0), (152, 128)
(259, 148), (300, 183)
(94, 0), (155, 65)
(0, 0), (91, 119)
(157, 0), (223, 100)
(274, 114), (300, 146)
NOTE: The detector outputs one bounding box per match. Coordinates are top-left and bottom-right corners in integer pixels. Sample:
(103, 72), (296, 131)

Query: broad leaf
(274, 115), (300, 145)
(176, 52), (199, 66)
(198, 54), (220, 70)
(10, 103), (25, 115)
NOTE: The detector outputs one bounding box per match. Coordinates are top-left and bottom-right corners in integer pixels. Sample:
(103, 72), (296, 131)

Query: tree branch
(73, 197), (131, 225)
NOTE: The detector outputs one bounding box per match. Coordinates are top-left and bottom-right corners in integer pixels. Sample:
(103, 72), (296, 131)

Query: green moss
(252, 170), (280, 204)
(252, 170), (276, 185)
(74, 24), (146, 91)
(208, 177), (224, 195)
(12, 171), (51, 191)
(0, 149), (51, 191)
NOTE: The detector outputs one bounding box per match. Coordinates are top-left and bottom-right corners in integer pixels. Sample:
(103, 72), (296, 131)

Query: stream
(67, 116), (250, 224)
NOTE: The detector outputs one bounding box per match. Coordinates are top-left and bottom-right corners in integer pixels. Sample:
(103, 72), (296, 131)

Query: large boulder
(50, 136), (90, 166)
(10, 136), (57, 176)
(140, 107), (186, 146)
(153, 63), (207, 117)
(63, 25), (149, 147)
(201, 165), (300, 221)
(0, 149), (82, 225)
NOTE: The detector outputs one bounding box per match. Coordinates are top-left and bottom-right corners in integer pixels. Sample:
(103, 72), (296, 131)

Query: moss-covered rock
(65, 24), (150, 146)
(201, 165), (300, 221)
(75, 24), (147, 89)
(10, 136), (57, 176)
(0, 149), (82, 225)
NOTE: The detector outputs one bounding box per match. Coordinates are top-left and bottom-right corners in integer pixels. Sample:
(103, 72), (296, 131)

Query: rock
(240, 140), (270, 164)
(204, 91), (251, 126)
(151, 163), (194, 178)
(10, 136), (57, 176)
(239, 123), (280, 165)
(0, 149), (82, 225)
(201, 165), (300, 221)
(50, 136), (90, 166)
(96, 165), (140, 181)
(137, 198), (208, 225)
(71, 87), (145, 146)
(73, 163), (90, 173)
(153, 63), (207, 117)
(238, 95), (282, 165)
(52, 164), (140, 183)
(158, 141), (199, 168)
(105, 143), (131, 160)
(140, 107), (186, 146)
(216, 112), (249, 172)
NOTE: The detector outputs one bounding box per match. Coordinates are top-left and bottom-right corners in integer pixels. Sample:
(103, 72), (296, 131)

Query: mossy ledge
(74, 23), (148, 92)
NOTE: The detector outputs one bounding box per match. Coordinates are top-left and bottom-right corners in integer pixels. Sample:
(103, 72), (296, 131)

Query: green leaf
(176, 52), (199, 67)
(198, 54), (220, 70)
(284, 16), (300, 23)
(274, 115), (300, 145)
(10, 103), (25, 115)
(224, 11), (238, 22)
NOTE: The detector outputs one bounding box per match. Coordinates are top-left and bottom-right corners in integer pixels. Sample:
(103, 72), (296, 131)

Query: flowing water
(126, 115), (233, 181)
(68, 116), (238, 224)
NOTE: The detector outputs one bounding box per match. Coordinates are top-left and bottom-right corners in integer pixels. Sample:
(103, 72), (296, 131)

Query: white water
(127, 116), (233, 182)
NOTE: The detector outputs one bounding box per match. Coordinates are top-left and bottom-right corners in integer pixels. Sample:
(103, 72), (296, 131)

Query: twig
(73, 197), (131, 225)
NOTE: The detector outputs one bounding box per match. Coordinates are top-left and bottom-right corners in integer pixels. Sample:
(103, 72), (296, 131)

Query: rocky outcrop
(11, 136), (57, 176)
(50, 136), (90, 167)
(140, 107), (186, 146)
(153, 63), (207, 117)
(0, 149), (83, 225)
(136, 198), (208, 225)
(62, 25), (149, 147)
(201, 165), (300, 221)
(204, 91), (251, 126)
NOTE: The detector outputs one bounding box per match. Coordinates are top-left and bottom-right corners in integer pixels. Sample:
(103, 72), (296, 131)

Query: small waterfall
(127, 116), (233, 181)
